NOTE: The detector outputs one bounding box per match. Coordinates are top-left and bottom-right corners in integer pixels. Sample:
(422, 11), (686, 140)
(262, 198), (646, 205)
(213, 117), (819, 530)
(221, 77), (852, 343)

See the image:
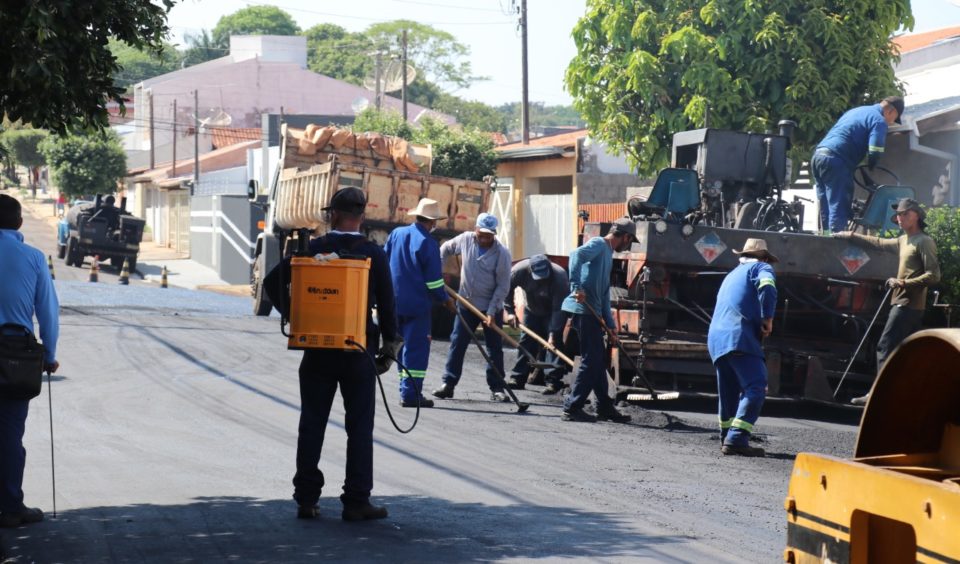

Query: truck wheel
(66, 237), (80, 267)
(57, 243), (66, 260)
(252, 257), (273, 316)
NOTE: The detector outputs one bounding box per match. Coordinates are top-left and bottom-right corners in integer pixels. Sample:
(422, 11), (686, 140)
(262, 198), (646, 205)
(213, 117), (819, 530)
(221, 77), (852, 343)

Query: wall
(190, 195), (264, 284)
(884, 130), (959, 207)
(575, 172), (645, 204)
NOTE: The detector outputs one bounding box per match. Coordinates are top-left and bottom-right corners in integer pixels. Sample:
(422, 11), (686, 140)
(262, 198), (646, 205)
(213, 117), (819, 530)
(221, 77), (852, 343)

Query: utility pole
(520, 0), (530, 144)
(149, 91), (155, 169)
(172, 99), (177, 177)
(193, 90), (199, 195)
(401, 29), (408, 121)
(374, 51), (383, 111)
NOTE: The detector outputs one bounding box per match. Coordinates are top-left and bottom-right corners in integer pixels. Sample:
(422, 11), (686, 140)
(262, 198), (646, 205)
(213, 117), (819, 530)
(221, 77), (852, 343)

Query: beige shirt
(850, 232), (941, 309)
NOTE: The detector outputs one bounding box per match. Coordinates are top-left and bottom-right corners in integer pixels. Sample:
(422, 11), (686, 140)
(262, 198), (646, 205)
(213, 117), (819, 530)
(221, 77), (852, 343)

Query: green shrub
(925, 206), (960, 304)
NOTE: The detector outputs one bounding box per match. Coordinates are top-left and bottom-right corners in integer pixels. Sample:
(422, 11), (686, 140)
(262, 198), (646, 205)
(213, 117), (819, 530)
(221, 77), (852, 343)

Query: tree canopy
(109, 38), (182, 89)
(0, 0), (175, 133)
(566, 0), (913, 176)
(1, 129), (49, 169)
(41, 132), (127, 197)
(212, 6), (300, 48)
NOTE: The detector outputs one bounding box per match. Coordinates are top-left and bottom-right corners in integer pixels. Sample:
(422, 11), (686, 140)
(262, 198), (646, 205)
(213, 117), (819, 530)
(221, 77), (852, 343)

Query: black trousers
(876, 305), (923, 372)
(293, 347), (376, 507)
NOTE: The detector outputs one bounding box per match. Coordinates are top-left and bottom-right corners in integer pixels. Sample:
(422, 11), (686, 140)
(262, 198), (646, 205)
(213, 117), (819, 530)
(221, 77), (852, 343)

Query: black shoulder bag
(0, 323), (45, 400)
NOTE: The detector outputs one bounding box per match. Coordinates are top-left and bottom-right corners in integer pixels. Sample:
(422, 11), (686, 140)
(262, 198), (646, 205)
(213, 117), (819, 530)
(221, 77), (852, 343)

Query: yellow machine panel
(287, 256), (370, 350)
(784, 329), (960, 563)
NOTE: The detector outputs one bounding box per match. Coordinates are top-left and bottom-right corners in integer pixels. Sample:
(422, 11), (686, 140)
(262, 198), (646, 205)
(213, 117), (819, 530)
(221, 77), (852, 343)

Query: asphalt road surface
(1, 206), (859, 563)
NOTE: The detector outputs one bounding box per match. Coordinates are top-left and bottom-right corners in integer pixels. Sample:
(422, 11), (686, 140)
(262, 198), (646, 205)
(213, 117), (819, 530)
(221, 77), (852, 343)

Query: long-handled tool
(453, 308), (530, 413)
(833, 286), (892, 399)
(581, 300), (663, 399)
(46, 369), (57, 518)
(445, 286), (558, 371)
(515, 321), (574, 368)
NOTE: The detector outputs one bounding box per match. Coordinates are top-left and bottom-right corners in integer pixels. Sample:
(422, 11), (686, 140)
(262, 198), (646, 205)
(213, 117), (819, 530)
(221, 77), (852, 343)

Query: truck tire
(57, 243), (66, 260)
(66, 237), (81, 267)
(252, 255), (273, 316)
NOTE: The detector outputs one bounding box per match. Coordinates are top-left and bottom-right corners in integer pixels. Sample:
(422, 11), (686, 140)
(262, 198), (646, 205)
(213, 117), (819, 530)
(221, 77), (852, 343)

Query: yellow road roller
(784, 329), (960, 563)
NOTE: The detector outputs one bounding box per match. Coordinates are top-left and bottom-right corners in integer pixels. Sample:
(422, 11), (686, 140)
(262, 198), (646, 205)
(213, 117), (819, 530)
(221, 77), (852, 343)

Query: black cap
(322, 187), (367, 214)
(883, 96), (904, 124)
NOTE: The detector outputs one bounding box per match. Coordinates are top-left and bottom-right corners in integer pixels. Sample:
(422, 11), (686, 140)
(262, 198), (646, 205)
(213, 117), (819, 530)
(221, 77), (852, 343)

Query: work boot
(597, 407), (631, 423)
(296, 504), (319, 520)
(721, 444), (765, 457)
(527, 370), (545, 386)
(341, 501), (388, 522)
(490, 391), (510, 402)
(432, 383), (455, 399)
(561, 407), (597, 423)
(0, 507), (43, 528)
(400, 397), (434, 408)
(542, 381), (563, 395)
(850, 394), (870, 406)
(506, 376), (525, 390)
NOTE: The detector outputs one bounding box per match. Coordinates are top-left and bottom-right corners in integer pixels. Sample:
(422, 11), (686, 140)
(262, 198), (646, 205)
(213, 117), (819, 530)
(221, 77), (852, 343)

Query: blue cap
(529, 254), (551, 280)
(476, 212), (498, 234)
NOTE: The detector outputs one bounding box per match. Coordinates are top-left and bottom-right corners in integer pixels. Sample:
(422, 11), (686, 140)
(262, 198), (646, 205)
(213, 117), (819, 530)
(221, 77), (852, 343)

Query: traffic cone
(118, 258), (130, 285)
(88, 256), (99, 283)
(160, 265), (168, 289)
(47, 255), (55, 280)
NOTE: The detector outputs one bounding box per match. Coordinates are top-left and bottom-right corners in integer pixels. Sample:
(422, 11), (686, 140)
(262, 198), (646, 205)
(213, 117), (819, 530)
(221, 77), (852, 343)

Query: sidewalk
(14, 191), (248, 296)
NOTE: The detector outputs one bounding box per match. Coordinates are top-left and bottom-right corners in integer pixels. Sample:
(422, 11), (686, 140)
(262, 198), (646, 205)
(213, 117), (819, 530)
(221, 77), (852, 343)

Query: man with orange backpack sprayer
(384, 198), (456, 408)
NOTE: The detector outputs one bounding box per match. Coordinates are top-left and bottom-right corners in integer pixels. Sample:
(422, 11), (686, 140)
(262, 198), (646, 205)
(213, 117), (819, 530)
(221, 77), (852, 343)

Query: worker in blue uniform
(384, 198), (456, 408)
(264, 187), (401, 522)
(812, 96), (904, 233)
(708, 238), (778, 457)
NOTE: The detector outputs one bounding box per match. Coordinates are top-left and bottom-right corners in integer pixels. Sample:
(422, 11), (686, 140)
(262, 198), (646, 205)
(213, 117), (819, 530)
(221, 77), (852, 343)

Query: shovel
(445, 286), (560, 371)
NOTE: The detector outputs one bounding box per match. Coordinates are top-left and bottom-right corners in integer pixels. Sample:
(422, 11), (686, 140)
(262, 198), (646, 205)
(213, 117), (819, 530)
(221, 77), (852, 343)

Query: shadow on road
(1, 495), (692, 562)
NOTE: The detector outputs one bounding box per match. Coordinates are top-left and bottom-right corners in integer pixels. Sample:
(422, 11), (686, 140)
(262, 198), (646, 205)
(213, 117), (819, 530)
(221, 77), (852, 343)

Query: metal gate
(523, 193), (574, 257)
(489, 183), (514, 254)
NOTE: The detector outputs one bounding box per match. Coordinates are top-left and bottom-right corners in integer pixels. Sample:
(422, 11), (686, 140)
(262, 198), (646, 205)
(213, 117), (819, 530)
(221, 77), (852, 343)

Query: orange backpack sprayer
(286, 255), (370, 351)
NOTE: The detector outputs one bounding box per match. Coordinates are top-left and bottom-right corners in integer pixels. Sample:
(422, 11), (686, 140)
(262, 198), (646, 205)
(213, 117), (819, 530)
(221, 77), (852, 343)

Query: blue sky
(165, 0), (960, 107)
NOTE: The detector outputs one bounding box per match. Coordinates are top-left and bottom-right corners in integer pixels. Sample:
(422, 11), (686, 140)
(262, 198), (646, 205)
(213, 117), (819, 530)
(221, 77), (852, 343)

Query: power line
(243, 2), (514, 25)
(390, 0), (504, 12)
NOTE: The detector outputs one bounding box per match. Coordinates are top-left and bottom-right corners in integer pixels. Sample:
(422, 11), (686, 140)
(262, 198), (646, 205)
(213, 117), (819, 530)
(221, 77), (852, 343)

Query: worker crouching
(707, 238), (778, 457)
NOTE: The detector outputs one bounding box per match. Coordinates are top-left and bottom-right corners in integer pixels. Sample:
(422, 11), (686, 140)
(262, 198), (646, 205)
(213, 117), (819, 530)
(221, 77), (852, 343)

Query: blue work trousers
(812, 151), (854, 233)
(509, 310), (566, 386)
(715, 352), (767, 447)
(0, 398), (29, 514)
(397, 312), (432, 402)
(443, 303), (505, 392)
(563, 313), (615, 413)
(293, 347), (376, 507)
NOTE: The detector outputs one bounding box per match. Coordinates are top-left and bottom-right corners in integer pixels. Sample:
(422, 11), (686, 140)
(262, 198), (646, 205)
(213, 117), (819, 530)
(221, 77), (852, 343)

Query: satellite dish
(351, 97), (371, 115)
(363, 60), (417, 94)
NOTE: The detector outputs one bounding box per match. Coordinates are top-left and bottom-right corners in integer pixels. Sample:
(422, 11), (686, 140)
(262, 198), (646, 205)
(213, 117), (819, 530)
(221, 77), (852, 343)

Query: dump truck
(57, 195), (145, 271)
(250, 124), (492, 317)
(784, 329), (960, 563)
(586, 123), (913, 402)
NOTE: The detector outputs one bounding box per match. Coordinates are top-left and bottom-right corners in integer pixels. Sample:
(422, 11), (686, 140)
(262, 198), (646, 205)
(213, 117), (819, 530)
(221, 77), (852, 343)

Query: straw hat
(406, 198), (447, 220)
(732, 238), (779, 263)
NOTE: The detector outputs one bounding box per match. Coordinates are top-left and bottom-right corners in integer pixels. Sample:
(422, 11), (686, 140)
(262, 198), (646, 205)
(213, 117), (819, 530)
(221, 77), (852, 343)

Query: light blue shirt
(440, 232), (512, 316)
(0, 229), (59, 362)
(561, 236), (616, 328)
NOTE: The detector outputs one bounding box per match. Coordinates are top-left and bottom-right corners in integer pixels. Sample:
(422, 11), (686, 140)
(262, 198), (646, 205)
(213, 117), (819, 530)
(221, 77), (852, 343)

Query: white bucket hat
(406, 198), (447, 220)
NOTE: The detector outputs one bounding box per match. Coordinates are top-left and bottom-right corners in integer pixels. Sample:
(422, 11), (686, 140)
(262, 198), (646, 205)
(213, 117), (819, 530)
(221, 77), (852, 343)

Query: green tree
(925, 206), (960, 305)
(303, 24), (372, 85)
(566, 0), (913, 176)
(41, 131), (127, 197)
(1, 128), (49, 194)
(365, 20), (481, 90)
(0, 0), (175, 134)
(181, 30), (222, 67)
(109, 38), (182, 89)
(212, 6), (300, 48)
(434, 95), (509, 133)
(352, 109), (496, 181)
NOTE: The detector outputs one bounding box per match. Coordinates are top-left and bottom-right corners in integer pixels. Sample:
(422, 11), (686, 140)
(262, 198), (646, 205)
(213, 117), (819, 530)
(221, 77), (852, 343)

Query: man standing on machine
(561, 218), (635, 424)
(384, 198), (456, 408)
(432, 213), (513, 402)
(708, 238), (778, 457)
(503, 254), (569, 395)
(265, 187), (401, 522)
(812, 96), (904, 234)
(834, 198), (940, 405)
